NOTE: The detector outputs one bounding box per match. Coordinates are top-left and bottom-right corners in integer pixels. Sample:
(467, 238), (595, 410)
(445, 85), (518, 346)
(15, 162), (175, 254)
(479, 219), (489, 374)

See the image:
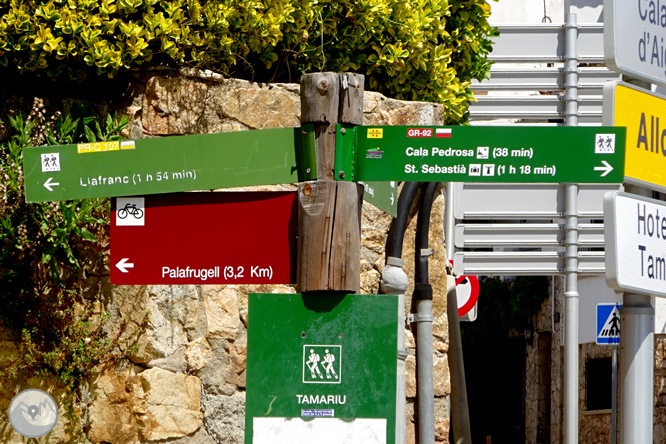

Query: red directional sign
(110, 191), (297, 285)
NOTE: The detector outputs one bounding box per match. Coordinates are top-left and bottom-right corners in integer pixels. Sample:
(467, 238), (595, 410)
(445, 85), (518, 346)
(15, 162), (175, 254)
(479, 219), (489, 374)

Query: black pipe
(386, 182), (422, 259)
(414, 181), (439, 289)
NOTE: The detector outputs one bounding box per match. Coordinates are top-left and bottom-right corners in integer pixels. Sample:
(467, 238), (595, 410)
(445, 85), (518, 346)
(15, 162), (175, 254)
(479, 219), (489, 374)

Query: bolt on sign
(246, 293), (398, 444)
(604, 80), (666, 193)
(335, 125), (626, 184)
(110, 192), (297, 285)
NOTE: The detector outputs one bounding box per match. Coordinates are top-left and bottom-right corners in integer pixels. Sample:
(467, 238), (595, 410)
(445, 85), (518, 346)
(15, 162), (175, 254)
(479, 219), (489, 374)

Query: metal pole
(619, 292), (653, 444)
(444, 183), (472, 444)
(415, 182), (439, 444)
(383, 182), (421, 444)
(563, 13), (580, 444)
(619, 184), (654, 444)
(611, 345), (618, 444)
(381, 260), (408, 444)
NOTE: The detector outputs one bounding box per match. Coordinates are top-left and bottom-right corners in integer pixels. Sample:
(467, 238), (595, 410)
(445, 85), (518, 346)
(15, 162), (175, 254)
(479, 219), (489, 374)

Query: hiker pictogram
(303, 345), (341, 384)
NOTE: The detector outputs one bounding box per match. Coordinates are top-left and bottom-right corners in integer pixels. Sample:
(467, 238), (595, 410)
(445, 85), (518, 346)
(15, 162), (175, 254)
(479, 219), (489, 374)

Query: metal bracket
(420, 248), (434, 257)
(334, 124), (356, 181)
(296, 124), (318, 182)
(387, 256), (405, 267)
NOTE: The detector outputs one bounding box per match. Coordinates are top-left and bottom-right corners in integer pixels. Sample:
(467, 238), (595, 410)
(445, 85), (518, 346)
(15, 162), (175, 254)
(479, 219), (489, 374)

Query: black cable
(386, 182), (422, 259)
(414, 181), (439, 300)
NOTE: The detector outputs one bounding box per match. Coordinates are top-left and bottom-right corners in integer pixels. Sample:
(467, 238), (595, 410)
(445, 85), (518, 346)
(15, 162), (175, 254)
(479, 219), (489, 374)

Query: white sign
(604, 0), (666, 87)
(115, 197), (145, 226)
(452, 182), (621, 219)
(604, 191), (666, 297)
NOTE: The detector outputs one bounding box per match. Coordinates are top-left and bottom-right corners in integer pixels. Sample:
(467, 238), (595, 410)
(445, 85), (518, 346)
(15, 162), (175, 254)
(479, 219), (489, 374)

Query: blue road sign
(597, 303), (622, 345)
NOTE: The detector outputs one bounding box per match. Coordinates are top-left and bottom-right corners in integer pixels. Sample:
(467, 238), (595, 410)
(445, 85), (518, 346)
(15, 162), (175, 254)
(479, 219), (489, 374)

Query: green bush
(0, 104), (131, 437)
(0, 0), (496, 123)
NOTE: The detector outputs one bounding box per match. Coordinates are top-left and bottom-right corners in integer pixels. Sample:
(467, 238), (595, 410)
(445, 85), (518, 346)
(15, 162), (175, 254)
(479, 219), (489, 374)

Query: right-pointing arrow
(594, 160), (613, 177)
(116, 258), (134, 273)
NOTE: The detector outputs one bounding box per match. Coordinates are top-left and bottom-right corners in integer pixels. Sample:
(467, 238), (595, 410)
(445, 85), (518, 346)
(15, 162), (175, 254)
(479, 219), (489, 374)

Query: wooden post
(297, 73), (364, 293)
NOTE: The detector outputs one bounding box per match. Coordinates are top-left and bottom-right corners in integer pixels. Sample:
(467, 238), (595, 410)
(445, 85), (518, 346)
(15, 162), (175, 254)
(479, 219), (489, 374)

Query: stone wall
(0, 70), (451, 443)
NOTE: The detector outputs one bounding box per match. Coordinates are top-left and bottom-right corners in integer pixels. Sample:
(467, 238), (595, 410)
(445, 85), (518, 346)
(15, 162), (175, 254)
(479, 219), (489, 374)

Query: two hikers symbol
(306, 349), (338, 380)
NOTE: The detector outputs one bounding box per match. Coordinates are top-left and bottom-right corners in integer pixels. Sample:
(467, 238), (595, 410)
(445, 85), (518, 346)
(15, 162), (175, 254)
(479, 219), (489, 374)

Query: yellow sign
(77, 140), (135, 153)
(611, 82), (666, 190)
(367, 128), (383, 139)
(77, 141), (120, 154)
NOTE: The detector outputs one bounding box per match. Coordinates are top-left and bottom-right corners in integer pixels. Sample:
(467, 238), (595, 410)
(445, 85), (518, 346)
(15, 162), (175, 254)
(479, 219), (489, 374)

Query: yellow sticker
(367, 128), (383, 139)
(77, 141), (120, 154)
(613, 84), (666, 189)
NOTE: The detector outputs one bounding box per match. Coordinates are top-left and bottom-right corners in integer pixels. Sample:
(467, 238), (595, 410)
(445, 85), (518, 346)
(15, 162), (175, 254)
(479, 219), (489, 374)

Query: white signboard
(604, 191), (666, 298)
(453, 182), (621, 219)
(604, 0), (666, 87)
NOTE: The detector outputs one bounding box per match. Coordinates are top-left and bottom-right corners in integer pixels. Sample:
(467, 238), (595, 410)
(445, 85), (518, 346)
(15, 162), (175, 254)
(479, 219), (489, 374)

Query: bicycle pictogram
(117, 203), (144, 220)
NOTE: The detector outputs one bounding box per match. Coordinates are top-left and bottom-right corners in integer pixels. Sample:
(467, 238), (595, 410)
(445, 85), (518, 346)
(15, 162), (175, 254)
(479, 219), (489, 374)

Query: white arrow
(116, 258), (134, 273)
(594, 160), (613, 177)
(43, 177), (60, 191)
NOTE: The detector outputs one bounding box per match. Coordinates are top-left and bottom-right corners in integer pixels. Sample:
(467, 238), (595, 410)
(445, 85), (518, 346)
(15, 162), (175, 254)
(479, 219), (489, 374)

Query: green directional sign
(360, 181), (397, 216)
(23, 127), (318, 203)
(246, 293), (397, 444)
(336, 125), (626, 184)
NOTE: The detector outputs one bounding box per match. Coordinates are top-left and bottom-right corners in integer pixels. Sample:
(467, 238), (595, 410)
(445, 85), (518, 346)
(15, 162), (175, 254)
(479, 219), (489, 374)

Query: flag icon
(435, 128), (452, 138)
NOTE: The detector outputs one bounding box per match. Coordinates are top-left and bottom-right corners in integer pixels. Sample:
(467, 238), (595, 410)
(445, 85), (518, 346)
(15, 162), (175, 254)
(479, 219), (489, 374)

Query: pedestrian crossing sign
(596, 303), (622, 345)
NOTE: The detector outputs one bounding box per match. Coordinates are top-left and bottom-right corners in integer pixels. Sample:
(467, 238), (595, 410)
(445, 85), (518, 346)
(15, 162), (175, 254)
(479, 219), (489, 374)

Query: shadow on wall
(569, 0), (603, 22)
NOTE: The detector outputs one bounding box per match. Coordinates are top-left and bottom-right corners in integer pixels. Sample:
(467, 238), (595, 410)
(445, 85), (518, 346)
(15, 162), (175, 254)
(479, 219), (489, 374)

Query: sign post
(246, 293), (398, 444)
(23, 127), (317, 203)
(110, 192), (297, 285)
(603, 80), (666, 193)
(604, 191), (666, 298)
(604, 0), (666, 87)
(336, 125), (626, 183)
(597, 303), (621, 444)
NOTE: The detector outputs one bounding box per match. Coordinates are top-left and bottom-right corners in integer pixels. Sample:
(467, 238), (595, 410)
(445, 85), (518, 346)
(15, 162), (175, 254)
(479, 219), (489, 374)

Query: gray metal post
(381, 260), (409, 444)
(416, 296), (435, 444)
(619, 293), (653, 444)
(563, 13), (580, 444)
(620, 184), (655, 444)
(444, 183), (472, 444)
(611, 345), (618, 444)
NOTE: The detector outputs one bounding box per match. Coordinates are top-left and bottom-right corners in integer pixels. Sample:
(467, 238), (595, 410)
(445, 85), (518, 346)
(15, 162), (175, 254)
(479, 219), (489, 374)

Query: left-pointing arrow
(594, 160), (613, 177)
(116, 258), (134, 273)
(43, 177), (60, 191)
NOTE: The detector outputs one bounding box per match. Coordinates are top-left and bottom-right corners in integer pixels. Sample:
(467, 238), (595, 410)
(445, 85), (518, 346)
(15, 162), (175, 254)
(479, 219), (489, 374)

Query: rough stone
(138, 367), (203, 441)
(434, 353), (451, 397)
(406, 354), (417, 398)
(205, 285), (241, 340)
(215, 84), (301, 130)
(143, 76), (209, 135)
(148, 346), (187, 373)
(197, 340), (237, 396)
(185, 337), (214, 371)
(87, 363), (142, 443)
(201, 391), (246, 443)
(112, 285), (200, 364)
